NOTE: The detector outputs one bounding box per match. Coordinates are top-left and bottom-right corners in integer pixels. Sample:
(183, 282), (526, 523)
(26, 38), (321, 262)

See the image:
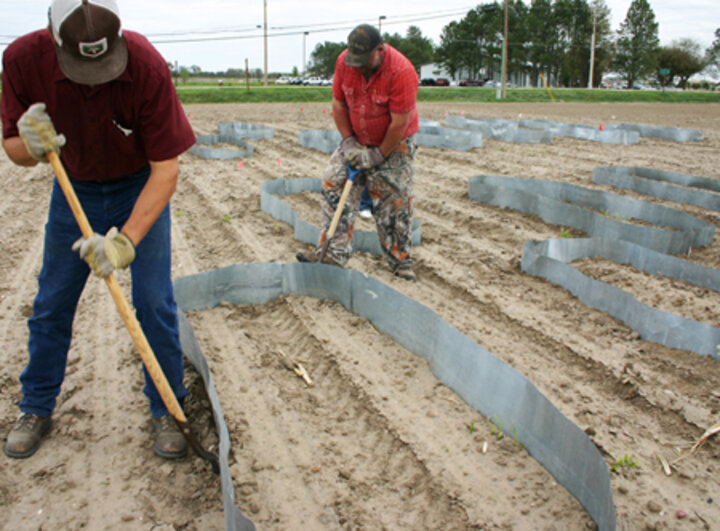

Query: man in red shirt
(1, 0), (195, 460)
(297, 24), (419, 281)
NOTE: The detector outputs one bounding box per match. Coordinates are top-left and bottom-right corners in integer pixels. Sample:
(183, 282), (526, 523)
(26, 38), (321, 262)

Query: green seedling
(490, 415), (504, 440)
(513, 424), (523, 448)
(223, 213), (231, 222)
(175, 209), (184, 217)
(610, 453), (639, 473)
(560, 227), (572, 238)
(467, 422), (476, 434)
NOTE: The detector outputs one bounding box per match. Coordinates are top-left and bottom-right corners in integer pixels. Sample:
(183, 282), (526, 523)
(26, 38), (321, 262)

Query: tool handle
(47, 152), (187, 423)
(318, 164), (360, 262)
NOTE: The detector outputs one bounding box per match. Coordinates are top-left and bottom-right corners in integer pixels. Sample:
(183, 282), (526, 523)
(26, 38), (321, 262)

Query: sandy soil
(1, 101), (719, 530)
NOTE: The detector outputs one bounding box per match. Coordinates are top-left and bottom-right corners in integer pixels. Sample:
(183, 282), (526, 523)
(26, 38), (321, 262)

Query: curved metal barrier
(522, 238), (720, 359)
(174, 263), (617, 531)
(468, 174), (714, 255)
(260, 178), (422, 254)
(218, 121), (275, 140)
(445, 115), (553, 143)
(189, 134), (254, 159)
(593, 166), (720, 211)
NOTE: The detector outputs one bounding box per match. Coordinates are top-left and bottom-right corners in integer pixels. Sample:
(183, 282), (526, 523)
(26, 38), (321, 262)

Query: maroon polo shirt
(1, 29), (195, 181)
(332, 44), (419, 146)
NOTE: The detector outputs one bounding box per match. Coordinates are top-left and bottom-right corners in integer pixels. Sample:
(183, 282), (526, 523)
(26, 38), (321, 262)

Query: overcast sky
(1, 0), (717, 74)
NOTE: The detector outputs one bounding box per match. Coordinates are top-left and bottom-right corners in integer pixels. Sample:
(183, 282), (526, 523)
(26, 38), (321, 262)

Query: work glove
(72, 227), (136, 278)
(17, 103), (66, 163)
(345, 146), (384, 170)
(339, 135), (361, 155)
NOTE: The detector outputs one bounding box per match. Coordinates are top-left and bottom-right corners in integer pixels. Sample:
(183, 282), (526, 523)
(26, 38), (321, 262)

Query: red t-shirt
(332, 44), (419, 146)
(1, 29), (195, 181)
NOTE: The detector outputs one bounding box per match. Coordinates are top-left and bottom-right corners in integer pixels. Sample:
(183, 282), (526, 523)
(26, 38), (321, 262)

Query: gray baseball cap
(345, 24), (382, 67)
(50, 0), (128, 85)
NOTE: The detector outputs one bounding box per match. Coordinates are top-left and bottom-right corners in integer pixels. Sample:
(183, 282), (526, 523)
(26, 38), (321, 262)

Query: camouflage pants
(317, 136), (416, 271)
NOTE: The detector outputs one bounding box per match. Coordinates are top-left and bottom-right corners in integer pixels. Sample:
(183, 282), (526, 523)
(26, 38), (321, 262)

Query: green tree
(707, 28), (720, 69)
(613, 0), (659, 88)
(436, 4), (502, 81)
(308, 41), (346, 78)
(383, 26), (435, 72)
(554, 0), (594, 87)
(527, 0), (558, 86)
(657, 39), (708, 88)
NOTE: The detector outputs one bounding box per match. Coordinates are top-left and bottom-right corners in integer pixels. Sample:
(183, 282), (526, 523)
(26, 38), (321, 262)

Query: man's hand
(17, 103), (66, 163)
(339, 135), (361, 156)
(72, 227), (136, 278)
(345, 146), (384, 170)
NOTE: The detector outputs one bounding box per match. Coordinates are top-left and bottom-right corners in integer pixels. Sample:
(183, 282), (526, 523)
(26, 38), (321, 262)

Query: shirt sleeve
(1, 48), (27, 139)
(136, 48), (195, 161)
(332, 51), (348, 104)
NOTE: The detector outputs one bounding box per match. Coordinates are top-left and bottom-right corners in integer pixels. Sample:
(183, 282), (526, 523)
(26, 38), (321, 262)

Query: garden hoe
(48, 152), (220, 474)
(317, 163), (363, 263)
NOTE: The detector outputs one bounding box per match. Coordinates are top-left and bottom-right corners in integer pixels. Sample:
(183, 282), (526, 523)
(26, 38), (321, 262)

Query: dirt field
(1, 101), (719, 530)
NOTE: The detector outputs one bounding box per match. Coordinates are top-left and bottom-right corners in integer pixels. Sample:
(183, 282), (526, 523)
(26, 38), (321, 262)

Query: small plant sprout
(560, 227), (572, 238)
(223, 213), (231, 222)
(467, 422), (476, 434)
(610, 453), (639, 473)
(175, 209), (184, 217)
(513, 424), (523, 448)
(490, 415), (504, 440)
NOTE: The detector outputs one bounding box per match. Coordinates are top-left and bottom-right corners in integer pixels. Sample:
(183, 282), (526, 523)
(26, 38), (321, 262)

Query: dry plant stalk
(276, 350), (314, 387)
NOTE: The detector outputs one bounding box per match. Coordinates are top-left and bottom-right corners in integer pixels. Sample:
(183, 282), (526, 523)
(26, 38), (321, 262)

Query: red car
(435, 78), (450, 86)
(459, 79), (483, 87)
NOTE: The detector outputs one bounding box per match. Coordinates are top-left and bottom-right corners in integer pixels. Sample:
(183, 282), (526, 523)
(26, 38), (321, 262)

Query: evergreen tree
(383, 26), (435, 72)
(308, 41), (346, 78)
(613, 0), (660, 88)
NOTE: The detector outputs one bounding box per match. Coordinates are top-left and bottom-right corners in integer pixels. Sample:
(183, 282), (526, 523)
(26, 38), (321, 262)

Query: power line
(150, 10), (472, 45)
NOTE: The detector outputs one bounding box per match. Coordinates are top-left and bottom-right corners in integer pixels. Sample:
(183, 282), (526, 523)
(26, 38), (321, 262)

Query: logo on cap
(78, 37), (109, 58)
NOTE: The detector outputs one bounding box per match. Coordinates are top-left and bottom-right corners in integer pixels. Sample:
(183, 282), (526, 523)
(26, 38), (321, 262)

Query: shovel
(317, 163), (363, 263)
(47, 152), (220, 473)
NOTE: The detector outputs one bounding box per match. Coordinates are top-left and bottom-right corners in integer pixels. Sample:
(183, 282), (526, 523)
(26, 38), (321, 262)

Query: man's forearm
(120, 158), (179, 245)
(2, 136), (39, 167)
(379, 112), (411, 157)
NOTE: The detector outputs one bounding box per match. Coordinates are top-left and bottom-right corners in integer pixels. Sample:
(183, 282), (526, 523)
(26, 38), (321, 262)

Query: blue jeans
(20, 167), (187, 418)
(359, 185), (372, 212)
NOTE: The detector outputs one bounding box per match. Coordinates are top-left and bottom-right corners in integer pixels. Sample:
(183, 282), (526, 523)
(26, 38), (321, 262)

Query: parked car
(321, 77), (333, 86)
(274, 76), (292, 85)
(458, 79), (483, 87)
(303, 76), (325, 86)
(483, 80), (500, 88)
(420, 78), (436, 86)
(435, 78), (450, 86)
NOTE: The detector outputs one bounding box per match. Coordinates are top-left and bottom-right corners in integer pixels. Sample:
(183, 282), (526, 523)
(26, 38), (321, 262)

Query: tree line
(306, 0), (719, 89)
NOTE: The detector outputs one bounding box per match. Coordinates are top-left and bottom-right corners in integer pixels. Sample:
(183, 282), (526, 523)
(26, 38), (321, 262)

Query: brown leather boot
(152, 416), (188, 459)
(4, 413), (52, 458)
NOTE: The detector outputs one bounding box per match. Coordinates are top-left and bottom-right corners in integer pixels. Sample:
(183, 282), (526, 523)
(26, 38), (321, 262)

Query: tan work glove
(17, 103), (66, 163)
(345, 145), (384, 170)
(72, 227), (136, 278)
(339, 135), (361, 156)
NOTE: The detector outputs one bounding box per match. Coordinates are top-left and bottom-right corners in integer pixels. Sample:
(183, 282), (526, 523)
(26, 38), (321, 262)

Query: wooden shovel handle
(318, 164), (362, 262)
(47, 152), (187, 423)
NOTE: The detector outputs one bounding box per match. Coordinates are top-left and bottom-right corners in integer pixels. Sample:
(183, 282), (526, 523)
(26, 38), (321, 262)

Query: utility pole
(303, 31), (308, 75)
(500, 0), (508, 98)
(378, 15), (386, 33)
(588, 5), (597, 89)
(263, 0), (268, 86)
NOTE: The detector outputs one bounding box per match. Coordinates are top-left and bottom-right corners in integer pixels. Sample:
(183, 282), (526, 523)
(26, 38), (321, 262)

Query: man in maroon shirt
(297, 24), (419, 281)
(1, 0), (195, 460)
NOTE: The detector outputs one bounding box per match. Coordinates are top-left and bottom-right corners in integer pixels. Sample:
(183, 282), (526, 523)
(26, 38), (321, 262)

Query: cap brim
(345, 51), (371, 68)
(56, 36), (128, 85)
